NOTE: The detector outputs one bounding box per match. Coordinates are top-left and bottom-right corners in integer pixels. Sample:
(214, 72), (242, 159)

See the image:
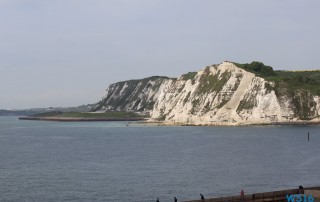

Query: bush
(233, 61), (275, 76)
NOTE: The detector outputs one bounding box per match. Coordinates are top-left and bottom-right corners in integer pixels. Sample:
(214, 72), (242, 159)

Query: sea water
(0, 116), (319, 202)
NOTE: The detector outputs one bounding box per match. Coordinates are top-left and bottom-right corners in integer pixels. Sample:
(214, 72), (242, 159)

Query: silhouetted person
(299, 185), (304, 194)
(156, 198), (159, 202)
(240, 189), (244, 202)
(200, 193), (205, 200)
(174, 196), (177, 202)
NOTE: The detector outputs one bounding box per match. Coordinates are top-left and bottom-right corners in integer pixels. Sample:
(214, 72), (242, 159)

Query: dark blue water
(0, 117), (319, 202)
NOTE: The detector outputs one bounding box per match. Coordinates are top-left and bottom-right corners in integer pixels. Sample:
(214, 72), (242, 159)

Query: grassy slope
(233, 61), (320, 95)
(233, 61), (320, 119)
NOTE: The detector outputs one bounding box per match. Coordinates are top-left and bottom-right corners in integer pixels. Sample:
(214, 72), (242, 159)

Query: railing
(183, 186), (320, 202)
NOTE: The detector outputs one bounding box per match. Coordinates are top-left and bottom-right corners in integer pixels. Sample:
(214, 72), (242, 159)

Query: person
(200, 193), (205, 200)
(156, 198), (159, 202)
(299, 185), (304, 194)
(240, 189), (244, 201)
(174, 196), (177, 202)
(240, 189), (244, 195)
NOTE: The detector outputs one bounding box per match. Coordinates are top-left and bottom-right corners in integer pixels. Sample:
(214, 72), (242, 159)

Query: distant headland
(19, 111), (147, 122)
(92, 61), (320, 126)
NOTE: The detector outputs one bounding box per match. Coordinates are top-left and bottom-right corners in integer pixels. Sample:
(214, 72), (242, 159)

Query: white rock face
(95, 62), (320, 125)
(93, 76), (172, 111)
(150, 62), (320, 125)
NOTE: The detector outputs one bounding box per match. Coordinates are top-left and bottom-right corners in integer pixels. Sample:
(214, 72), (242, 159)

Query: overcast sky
(1, 0), (319, 109)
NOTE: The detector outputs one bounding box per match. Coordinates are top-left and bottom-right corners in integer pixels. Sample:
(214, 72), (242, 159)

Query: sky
(0, 0), (319, 109)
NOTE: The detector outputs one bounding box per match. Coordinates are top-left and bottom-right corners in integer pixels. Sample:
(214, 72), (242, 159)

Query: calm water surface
(0, 117), (319, 202)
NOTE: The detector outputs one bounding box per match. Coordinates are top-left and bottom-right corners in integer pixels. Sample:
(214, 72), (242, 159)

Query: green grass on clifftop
(233, 61), (320, 119)
(233, 61), (275, 77)
(233, 61), (320, 96)
(181, 72), (197, 80)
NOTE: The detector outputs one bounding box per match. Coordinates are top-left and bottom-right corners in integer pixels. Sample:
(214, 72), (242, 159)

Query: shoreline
(18, 116), (147, 122)
(18, 116), (320, 125)
(140, 120), (320, 126)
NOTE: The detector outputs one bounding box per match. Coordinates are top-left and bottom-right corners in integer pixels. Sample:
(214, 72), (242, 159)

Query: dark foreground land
(19, 111), (147, 122)
(183, 186), (320, 202)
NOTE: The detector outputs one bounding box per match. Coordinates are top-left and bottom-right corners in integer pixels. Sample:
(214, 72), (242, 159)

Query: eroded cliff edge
(94, 61), (320, 125)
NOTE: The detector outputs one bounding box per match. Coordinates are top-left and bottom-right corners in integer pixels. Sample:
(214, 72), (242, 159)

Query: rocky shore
(141, 120), (320, 126)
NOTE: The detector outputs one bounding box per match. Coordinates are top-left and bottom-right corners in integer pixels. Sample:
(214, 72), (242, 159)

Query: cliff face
(151, 62), (288, 125)
(93, 76), (173, 112)
(94, 62), (320, 125)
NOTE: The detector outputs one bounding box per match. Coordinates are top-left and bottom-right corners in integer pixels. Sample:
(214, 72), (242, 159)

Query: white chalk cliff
(94, 62), (320, 125)
(93, 76), (171, 112)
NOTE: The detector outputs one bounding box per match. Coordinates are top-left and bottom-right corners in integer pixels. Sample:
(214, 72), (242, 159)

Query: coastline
(18, 116), (320, 125)
(139, 120), (320, 126)
(18, 116), (147, 122)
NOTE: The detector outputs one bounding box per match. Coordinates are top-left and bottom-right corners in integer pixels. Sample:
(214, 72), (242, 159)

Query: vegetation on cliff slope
(195, 67), (231, 95)
(233, 61), (320, 96)
(234, 61), (320, 119)
(181, 72), (197, 80)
